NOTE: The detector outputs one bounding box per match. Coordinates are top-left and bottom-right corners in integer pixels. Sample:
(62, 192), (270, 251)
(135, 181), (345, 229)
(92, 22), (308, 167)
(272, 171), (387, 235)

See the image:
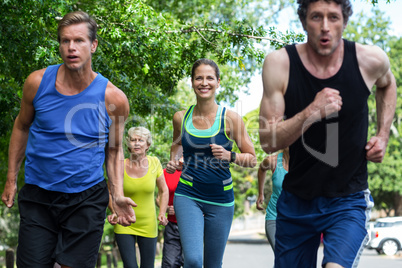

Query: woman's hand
(210, 144), (231, 161)
(158, 214), (169, 226)
(256, 195), (265, 211)
(167, 205), (175, 215)
(107, 213), (118, 225)
(166, 160), (181, 173)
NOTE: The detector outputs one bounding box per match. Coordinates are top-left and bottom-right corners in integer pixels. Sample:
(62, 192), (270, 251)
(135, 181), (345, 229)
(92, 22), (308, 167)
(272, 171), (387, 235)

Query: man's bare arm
(105, 83), (136, 226)
(361, 46), (397, 163)
(2, 70), (43, 208)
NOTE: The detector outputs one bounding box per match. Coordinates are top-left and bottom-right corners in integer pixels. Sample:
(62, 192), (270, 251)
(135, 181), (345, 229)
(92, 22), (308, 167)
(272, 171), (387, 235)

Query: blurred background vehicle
(366, 216), (402, 256)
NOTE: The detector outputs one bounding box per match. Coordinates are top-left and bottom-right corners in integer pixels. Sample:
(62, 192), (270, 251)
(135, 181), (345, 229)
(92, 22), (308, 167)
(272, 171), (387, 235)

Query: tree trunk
(394, 192), (402, 216)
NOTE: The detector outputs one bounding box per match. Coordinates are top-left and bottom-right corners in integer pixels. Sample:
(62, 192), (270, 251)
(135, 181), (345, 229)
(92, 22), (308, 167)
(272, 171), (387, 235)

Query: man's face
(303, 0), (346, 56)
(59, 22), (97, 71)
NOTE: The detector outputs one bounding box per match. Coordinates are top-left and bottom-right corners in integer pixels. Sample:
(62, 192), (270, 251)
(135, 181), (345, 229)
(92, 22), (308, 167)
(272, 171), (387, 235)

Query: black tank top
(283, 39), (370, 199)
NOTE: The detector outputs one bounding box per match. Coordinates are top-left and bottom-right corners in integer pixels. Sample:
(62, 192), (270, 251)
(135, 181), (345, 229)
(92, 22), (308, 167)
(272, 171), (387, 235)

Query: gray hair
(127, 127), (152, 149)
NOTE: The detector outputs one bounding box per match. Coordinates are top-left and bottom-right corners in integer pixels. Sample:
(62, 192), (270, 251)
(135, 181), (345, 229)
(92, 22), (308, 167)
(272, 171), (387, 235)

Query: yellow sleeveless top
(114, 156), (163, 238)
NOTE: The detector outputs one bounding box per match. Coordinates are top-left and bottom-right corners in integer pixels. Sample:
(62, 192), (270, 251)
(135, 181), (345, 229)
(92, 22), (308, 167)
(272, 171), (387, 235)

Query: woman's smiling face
(192, 64), (220, 100)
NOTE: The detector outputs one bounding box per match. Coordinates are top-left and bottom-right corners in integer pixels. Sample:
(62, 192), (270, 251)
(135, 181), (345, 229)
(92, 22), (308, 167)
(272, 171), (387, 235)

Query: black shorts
(17, 180), (109, 268)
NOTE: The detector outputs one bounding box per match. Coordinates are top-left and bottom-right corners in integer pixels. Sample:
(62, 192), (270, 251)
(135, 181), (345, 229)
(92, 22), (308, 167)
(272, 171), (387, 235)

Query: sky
(233, 0), (402, 116)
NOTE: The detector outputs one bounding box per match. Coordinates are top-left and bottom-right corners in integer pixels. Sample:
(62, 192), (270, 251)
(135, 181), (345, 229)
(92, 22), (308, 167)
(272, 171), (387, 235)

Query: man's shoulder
(105, 80), (124, 96)
(23, 67), (48, 99)
(355, 42), (390, 75)
(262, 46), (291, 94)
(355, 42), (384, 55)
(264, 45), (293, 73)
(265, 46), (290, 63)
(355, 42), (389, 61)
(27, 67), (47, 84)
(105, 81), (129, 113)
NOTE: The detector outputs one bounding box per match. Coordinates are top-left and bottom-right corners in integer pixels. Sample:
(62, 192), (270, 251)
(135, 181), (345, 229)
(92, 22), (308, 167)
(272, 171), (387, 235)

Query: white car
(367, 216), (402, 256)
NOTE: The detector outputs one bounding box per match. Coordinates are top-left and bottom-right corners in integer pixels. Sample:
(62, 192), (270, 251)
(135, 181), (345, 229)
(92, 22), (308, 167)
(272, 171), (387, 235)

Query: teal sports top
(266, 152), (287, 220)
(175, 105), (235, 206)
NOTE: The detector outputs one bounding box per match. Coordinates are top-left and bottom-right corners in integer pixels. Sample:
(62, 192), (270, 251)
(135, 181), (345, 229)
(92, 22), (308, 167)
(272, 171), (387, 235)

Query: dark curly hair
(297, 0), (353, 24)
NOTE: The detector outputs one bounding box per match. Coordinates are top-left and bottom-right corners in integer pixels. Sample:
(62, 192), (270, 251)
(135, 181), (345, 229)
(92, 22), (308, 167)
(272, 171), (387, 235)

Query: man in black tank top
(259, 1), (396, 267)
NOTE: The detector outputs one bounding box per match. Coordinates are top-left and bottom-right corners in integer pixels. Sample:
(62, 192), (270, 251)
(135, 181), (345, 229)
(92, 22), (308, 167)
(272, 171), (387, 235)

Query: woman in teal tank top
(257, 148), (289, 253)
(166, 59), (257, 268)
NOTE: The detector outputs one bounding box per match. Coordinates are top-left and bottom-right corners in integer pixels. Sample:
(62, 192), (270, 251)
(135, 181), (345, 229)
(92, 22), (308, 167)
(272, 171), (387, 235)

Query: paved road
(223, 241), (402, 268)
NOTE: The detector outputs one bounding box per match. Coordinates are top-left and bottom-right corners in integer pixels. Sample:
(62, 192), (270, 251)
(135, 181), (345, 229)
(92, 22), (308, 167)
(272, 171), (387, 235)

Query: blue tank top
(25, 64), (111, 193)
(175, 105), (235, 205)
(265, 152), (287, 220)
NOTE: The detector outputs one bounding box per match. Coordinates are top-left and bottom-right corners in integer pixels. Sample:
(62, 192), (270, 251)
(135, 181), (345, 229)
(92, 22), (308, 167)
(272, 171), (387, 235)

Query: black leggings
(115, 233), (157, 268)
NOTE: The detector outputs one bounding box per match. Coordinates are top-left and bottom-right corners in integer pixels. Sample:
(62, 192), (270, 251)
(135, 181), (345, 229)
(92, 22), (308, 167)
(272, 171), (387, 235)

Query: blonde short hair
(127, 127), (152, 148)
(58, 11), (97, 43)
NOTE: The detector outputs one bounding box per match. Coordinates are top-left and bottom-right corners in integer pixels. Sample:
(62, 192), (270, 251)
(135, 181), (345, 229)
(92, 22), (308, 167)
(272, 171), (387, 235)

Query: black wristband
(230, 151), (236, 163)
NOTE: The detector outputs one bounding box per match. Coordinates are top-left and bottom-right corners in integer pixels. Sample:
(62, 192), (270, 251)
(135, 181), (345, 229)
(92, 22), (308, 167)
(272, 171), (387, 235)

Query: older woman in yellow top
(108, 126), (169, 268)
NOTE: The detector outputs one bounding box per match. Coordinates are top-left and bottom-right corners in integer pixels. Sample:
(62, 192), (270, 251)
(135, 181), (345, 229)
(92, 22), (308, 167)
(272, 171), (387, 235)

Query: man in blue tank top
(1, 11), (136, 268)
(259, 1), (396, 267)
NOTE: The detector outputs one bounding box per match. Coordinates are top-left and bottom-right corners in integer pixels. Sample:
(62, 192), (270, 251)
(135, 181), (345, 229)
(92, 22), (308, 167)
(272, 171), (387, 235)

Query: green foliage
(368, 0), (395, 5)
(345, 8), (392, 50)
(0, 206), (19, 248)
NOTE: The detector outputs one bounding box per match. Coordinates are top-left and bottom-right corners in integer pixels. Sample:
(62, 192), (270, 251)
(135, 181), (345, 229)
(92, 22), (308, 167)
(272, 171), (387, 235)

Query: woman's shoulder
(222, 106), (242, 124)
(259, 154), (278, 172)
(222, 106), (238, 116)
(147, 155), (162, 166)
(147, 155), (159, 161)
(173, 109), (188, 122)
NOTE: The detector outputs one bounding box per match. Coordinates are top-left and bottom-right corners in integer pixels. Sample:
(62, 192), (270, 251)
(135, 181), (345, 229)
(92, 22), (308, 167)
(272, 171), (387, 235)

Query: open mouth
(320, 37), (330, 46)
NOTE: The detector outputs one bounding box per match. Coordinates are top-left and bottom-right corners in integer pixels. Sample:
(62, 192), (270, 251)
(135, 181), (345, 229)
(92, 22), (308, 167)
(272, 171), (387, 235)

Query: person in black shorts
(259, 0), (396, 267)
(1, 11), (136, 268)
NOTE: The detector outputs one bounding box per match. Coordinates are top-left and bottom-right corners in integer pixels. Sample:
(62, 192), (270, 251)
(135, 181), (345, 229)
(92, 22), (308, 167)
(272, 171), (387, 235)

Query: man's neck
(56, 64), (96, 95)
(298, 40), (344, 79)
